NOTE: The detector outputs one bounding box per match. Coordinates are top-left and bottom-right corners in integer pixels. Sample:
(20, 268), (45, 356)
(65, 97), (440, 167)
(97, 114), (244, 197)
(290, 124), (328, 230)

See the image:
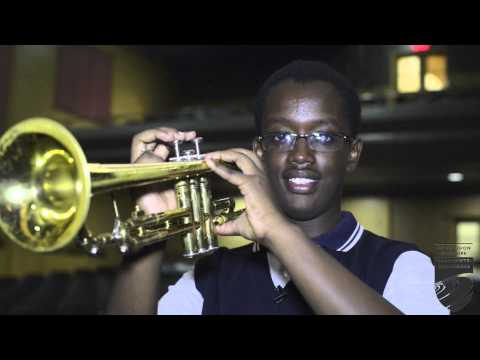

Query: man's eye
(313, 133), (334, 144)
(272, 133), (291, 143)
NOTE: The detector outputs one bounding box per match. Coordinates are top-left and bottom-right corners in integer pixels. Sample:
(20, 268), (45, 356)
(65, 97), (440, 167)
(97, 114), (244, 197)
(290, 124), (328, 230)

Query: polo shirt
(158, 212), (449, 315)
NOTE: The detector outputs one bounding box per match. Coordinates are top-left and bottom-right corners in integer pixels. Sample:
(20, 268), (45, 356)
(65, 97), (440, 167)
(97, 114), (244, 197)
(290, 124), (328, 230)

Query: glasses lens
(263, 133), (294, 151)
(309, 132), (350, 152)
(261, 132), (350, 152)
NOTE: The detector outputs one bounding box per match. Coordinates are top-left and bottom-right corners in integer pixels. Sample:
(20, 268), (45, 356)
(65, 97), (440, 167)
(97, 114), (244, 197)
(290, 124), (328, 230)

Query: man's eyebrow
(265, 117), (339, 131)
(266, 117), (337, 126)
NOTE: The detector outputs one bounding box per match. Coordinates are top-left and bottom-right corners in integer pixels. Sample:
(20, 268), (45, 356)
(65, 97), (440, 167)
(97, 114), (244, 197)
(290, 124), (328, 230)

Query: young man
(108, 61), (448, 315)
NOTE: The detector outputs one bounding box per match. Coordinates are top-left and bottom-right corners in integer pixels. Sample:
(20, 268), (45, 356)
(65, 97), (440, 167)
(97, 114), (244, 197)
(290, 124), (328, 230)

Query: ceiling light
(448, 173), (464, 183)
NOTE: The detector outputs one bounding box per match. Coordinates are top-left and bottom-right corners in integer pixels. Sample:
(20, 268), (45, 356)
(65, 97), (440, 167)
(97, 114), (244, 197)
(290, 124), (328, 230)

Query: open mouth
(283, 170), (320, 195)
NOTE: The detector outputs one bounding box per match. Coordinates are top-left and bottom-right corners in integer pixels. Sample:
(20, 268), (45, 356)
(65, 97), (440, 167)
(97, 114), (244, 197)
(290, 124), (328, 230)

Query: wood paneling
(56, 46), (112, 124)
(0, 46), (14, 128)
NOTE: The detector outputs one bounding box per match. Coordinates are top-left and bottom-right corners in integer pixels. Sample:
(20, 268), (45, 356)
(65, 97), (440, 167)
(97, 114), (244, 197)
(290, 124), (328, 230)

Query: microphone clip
(273, 286), (288, 304)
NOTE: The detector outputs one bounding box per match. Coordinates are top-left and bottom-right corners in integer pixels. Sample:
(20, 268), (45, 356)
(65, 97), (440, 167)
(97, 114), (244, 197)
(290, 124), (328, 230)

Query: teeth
(288, 178), (317, 185)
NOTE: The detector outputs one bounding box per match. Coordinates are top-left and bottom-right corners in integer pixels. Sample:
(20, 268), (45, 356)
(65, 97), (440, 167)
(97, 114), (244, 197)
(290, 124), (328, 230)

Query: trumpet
(0, 118), (244, 258)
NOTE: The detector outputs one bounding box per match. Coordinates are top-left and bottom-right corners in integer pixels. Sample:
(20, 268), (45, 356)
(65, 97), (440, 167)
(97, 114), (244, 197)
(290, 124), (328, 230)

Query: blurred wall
(5, 45), (172, 129)
(342, 197), (391, 238)
(0, 45), (173, 278)
(343, 195), (480, 261)
(391, 195), (480, 259)
(345, 45), (480, 96)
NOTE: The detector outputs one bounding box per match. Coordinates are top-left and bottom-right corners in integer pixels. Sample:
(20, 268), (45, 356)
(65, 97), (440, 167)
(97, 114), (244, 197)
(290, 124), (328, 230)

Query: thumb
(215, 219), (242, 237)
(215, 213), (256, 241)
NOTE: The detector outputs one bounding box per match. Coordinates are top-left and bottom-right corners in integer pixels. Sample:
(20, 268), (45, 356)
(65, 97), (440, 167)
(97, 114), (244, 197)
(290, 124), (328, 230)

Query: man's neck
(291, 206), (342, 239)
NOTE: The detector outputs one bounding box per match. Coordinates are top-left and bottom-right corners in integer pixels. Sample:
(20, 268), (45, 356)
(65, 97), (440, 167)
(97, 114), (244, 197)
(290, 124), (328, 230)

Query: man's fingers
(133, 128), (175, 145)
(131, 128), (197, 163)
(169, 130), (197, 143)
(215, 219), (243, 237)
(134, 151), (165, 164)
(206, 158), (246, 187)
(215, 213), (255, 241)
(230, 148), (263, 171)
(150, 145), (170, 161)
(131, 129), (173, 162)
(205, 150), (258, 175)
(181, 131), (197, 142)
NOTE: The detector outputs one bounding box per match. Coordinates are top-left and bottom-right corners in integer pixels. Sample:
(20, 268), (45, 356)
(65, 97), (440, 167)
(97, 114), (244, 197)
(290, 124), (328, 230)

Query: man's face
(257, 80), (362, 222)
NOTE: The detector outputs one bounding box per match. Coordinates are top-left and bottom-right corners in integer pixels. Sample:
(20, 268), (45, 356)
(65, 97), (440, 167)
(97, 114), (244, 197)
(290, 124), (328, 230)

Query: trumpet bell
(0, 118), (91, 252)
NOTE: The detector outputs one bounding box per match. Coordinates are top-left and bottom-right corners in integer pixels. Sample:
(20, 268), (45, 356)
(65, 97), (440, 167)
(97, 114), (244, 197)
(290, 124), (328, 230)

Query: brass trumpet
(0, 118), (243, 258)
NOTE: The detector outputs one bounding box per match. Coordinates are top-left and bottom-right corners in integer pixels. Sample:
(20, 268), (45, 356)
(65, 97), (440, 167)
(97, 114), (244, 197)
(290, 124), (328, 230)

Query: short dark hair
(254, 60), (361, 137)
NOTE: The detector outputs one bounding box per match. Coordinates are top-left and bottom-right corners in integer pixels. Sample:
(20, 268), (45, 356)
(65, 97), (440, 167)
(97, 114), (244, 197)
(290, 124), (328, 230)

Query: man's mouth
(283, 170), (320, 194)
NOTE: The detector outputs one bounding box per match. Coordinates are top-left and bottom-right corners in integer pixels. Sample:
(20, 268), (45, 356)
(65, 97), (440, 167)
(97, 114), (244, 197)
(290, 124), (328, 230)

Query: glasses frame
(256, 131), (355, 153)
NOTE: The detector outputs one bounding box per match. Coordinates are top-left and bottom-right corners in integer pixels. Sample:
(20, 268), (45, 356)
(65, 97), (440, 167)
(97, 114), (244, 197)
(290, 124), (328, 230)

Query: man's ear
(253, 138), (264, 159)
(346, 138), (363, 173)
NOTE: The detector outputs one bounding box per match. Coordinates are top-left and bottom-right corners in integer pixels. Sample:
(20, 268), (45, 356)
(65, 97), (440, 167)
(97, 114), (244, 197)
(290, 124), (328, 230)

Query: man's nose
(287, 137), (315, 166)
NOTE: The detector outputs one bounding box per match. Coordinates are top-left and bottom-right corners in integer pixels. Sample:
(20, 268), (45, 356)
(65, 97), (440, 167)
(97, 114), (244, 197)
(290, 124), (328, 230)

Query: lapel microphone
(273, 286), (288, 304)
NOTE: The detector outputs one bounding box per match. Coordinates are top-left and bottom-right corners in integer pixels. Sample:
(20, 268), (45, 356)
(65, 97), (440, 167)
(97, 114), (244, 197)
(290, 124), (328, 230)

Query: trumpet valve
(88, 243), (101, 256)
(132, 205), (145, 220)
(111, 217), (133, 254)
(78, 227), (101, 256)
(170, 138), (205, 162)
(193, 137), (203, 159)
(183, 149), (196, 161)
(119, 242), (131, 254)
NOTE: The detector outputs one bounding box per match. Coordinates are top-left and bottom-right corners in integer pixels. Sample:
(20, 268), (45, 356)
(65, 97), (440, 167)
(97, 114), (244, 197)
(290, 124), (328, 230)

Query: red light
(410, 45), (432, 53)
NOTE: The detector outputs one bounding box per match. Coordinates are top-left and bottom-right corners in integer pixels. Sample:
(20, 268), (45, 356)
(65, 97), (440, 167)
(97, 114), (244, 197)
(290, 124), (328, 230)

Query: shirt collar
(311, 211), (364, 252)
(264, 211), (364, 289)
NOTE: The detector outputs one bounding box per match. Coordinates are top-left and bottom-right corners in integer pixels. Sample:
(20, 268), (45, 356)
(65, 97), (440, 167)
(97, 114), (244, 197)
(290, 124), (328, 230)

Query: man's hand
(131, 127), (197, 215)
(204, 149), (294, 248)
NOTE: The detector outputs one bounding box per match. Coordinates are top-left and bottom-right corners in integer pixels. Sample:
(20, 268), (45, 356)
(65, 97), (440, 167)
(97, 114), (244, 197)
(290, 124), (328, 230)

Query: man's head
(253, 60), (363, 222)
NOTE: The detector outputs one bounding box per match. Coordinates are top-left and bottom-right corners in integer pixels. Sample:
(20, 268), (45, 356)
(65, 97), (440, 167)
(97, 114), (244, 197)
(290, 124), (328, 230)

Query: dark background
(2, 45), (480, 315)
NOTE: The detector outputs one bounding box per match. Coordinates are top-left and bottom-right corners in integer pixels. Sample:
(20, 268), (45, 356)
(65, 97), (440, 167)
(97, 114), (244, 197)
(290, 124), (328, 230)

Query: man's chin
(282, 204), (322, 222)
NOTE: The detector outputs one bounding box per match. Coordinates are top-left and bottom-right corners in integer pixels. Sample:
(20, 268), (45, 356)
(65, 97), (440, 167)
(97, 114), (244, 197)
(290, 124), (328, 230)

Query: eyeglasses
(257, 131), (354, 153)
